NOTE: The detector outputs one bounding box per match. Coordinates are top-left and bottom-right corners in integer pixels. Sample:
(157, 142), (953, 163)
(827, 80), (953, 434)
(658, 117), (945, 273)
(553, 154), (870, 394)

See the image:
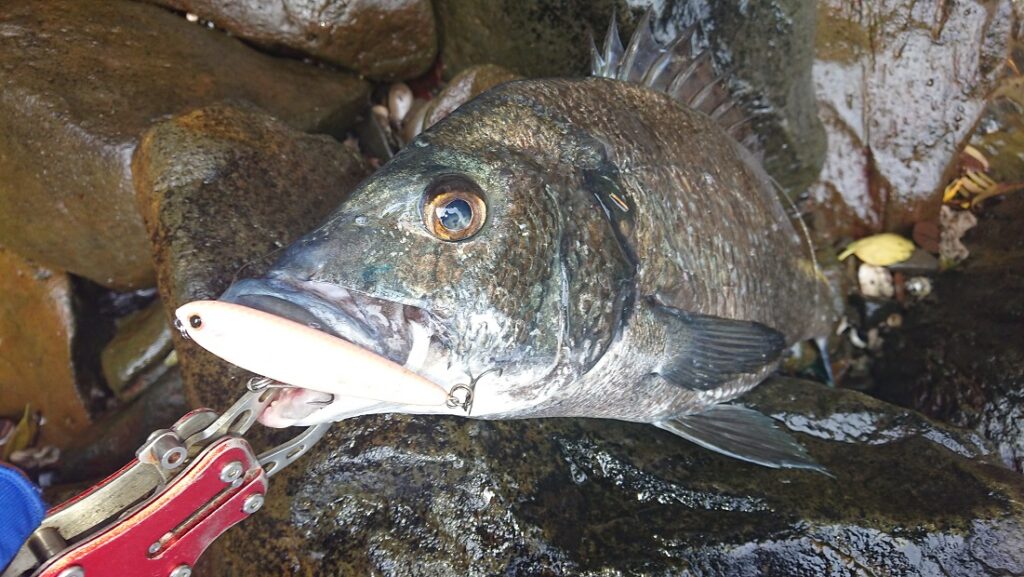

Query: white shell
(857, 263), (895, 299)
(388, 82), (414, 126)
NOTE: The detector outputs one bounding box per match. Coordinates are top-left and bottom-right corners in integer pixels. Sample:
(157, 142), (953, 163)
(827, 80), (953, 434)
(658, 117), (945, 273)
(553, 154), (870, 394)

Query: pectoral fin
(656, 404), (828, 473)
(652, 301), (786, 390)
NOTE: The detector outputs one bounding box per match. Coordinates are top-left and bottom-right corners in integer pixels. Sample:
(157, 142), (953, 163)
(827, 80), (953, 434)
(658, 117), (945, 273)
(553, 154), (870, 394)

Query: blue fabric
(0, 465), (45, 568)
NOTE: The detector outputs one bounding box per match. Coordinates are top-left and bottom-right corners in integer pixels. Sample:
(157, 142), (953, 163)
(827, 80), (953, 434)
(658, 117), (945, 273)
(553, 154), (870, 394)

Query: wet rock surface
(434, 0), (826, 192)
(133, 104), (371, 409)
(697, 0), (826, 194)
(808, 0), (1013, 241)
(0, 249), (98, 449)
(99, 301), (174, 401)
(149, 0), (438, 81)
(867, 57), (1024, 471)
(0, 0), (369, 290)
(57, 367), (188, 484)
(202, 378), (1024, 576)
(873, 188), (1024, 472)
(434, 0), (614, 79)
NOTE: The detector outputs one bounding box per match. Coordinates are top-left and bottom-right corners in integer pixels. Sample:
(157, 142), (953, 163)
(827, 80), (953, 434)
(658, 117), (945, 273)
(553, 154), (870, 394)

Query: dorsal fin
(590, 10), (757, 148)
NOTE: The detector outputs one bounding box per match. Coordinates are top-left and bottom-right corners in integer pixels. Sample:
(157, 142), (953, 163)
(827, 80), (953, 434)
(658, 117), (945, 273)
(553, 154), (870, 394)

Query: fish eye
(189, 314), (203, 329)
(422, 179), (487, 241)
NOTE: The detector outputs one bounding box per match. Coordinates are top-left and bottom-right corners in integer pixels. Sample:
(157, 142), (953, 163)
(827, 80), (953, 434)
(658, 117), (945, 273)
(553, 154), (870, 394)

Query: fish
(194, 12), (837, 471)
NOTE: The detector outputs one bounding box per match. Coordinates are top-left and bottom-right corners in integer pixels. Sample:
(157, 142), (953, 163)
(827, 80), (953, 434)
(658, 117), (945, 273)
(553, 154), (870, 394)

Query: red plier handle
(2, 390), (330, 577)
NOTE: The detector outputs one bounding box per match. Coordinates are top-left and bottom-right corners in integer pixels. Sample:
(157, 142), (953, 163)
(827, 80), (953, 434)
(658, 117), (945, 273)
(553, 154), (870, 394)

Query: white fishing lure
(174, 300), (450, 407)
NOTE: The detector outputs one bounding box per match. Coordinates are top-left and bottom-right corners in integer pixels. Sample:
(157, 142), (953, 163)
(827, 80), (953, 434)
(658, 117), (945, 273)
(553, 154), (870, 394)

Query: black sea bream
(216, 14), (836, 470)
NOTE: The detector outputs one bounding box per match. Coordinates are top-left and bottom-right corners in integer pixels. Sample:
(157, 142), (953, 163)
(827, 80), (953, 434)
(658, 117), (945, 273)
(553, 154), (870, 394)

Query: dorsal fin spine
(618, 10), (650, 82)
(641, 50), (672, 86)
(591, 9), (757, 146)
(709, 99), (736, 121)
(640, 41), (677, 86)
(668, 51), (711, 103)
(589, 36), (604, 74)
(600, 13), (623, 77)
(688, 76), (724, 109)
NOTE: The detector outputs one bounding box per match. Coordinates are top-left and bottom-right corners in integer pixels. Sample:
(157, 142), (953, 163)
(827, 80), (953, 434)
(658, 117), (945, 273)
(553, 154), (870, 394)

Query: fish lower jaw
(259, 386), (465, 427)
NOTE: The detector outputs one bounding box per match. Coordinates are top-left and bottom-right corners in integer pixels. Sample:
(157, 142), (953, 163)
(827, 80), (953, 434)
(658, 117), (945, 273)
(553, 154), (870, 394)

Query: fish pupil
(189, 314), (202, 328)
(436, 198), (473, 232)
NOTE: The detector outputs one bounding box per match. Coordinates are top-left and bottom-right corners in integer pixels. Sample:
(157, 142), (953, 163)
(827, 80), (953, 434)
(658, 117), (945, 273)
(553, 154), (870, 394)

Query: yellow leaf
(838, 233), (916, 266)
(2, 405), (37, 461)
(961, 171), (996, 195)
(943, 179), (964, 203)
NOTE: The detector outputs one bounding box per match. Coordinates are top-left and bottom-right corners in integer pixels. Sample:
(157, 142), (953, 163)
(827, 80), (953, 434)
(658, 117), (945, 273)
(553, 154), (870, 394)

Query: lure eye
(423, 180), (486, 242)
(189, 314), (203, 329)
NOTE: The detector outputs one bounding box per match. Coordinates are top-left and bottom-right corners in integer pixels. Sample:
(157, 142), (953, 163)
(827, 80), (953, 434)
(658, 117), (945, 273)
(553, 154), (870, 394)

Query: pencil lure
(174, 300), (450, 407)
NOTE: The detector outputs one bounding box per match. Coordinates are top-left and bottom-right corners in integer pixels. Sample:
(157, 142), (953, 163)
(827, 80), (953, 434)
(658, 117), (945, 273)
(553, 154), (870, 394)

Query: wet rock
(0, 249), (98, 448)
(887, 248), (940, 275)
(746, 379), (991, 461)
(872, 65), (1024, 468)
(913, 219), (942, 254)
(0, 0), (370, 290)
(355, 108), (400, 163)
(807, 0), (1013, 241)
(201, 377), (1023, 576)
(149, 0), (438, 80)
(434, 0), (613, 79)
(133, 104), (371, 410)
(100, 301), (174, 401)
(58, 367), (188, 484)
(697, 0), (826, 194)
(978, 96), (1024, 187)
(434, 0), (826, 192)
(873, 181), (1024, 472)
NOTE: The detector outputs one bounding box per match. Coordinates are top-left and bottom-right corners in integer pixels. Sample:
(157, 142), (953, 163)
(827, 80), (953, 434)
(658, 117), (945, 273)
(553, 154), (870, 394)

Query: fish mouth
(219, 276), (441, 426)
(220, 277), (435, 372)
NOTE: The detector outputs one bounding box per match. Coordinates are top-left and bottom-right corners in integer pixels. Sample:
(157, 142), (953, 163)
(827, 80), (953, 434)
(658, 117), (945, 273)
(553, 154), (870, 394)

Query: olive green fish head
(223, 86), (635, 415)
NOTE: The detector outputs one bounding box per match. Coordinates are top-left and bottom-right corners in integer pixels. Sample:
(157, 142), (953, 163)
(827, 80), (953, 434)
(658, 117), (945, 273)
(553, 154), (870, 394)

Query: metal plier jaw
(2, 389), (331, 577)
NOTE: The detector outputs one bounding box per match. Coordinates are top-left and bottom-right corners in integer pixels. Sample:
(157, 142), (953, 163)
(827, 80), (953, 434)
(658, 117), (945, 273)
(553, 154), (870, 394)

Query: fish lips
(219, 277), (418, 368)
(218, 277), (446, 427)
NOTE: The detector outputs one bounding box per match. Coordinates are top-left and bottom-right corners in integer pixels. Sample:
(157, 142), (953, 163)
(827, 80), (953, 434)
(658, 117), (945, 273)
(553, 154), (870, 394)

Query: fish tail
(590, 9), (762, 150)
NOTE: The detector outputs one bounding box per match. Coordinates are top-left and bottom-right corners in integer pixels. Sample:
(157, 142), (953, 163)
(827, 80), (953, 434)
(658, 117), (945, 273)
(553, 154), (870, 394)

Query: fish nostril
(270, 235), (335, 282)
